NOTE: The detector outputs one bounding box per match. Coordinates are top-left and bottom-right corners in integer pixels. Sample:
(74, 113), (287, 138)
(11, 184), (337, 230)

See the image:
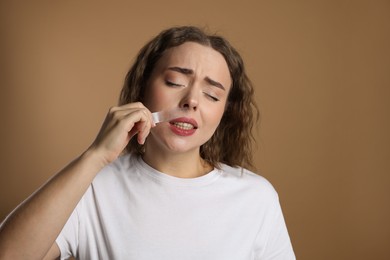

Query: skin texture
(143, 42), (231, 178)
(0, 42), (232, 259)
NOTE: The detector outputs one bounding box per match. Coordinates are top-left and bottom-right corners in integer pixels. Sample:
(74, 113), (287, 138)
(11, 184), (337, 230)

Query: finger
(120, 108), (151, 132)
(136, 122), (147, 145)
(115, 103), (156, 128)
(118, 110), (153, 145)
(102, 104), (153, 146)
(137, 119), (153, 144)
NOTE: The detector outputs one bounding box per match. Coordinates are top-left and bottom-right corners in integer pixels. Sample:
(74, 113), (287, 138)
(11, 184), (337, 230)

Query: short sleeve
(253, 192), (296, 260)
(55, 206), (80, 259)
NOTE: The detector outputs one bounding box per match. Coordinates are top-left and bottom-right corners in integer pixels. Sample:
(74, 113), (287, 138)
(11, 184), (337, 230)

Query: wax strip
(152, 109), (180, 124)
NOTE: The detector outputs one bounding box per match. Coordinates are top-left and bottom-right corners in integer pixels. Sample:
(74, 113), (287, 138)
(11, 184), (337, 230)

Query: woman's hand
(87, 102), (155, 166)
(0, 103), (154, 259)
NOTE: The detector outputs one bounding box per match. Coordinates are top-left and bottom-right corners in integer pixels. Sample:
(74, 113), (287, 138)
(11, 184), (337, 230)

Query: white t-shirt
(56, 154), (295, 260)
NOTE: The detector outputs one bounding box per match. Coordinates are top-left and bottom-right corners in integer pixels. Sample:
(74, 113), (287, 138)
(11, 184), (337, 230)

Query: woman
(0, 26), (295, 259)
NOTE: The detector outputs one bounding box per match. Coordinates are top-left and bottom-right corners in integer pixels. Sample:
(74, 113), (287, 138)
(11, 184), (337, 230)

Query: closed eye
(165, 80), (184, 87)
(204, 92), (220, 102)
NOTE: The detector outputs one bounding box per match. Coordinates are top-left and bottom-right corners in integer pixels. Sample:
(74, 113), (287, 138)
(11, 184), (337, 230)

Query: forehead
(154, 42), (232, 88)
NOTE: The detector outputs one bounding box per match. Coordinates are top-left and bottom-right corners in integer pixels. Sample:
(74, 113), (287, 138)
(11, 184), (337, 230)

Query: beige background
(1, 1), (389, 259)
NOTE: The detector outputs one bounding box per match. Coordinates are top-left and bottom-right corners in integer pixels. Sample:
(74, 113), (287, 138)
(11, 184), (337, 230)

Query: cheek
(205, 106), (226, 129)
(151, 89), (167, 102)
(144, 85), (170, 110)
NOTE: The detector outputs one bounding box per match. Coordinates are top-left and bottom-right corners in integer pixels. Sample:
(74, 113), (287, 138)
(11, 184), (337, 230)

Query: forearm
(0, 149), (105, 259)
(0, 103), (154, 259)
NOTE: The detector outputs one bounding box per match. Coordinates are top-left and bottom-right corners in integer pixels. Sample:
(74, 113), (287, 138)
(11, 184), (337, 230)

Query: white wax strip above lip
(152, 111), (165, 124)
(152, 110), (177, 124)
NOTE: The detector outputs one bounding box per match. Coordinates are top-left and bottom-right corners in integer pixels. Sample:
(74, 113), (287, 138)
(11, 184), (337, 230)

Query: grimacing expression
(143, 42), (232, 154)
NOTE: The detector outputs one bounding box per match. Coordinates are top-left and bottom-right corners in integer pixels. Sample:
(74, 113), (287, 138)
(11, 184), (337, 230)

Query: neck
(142, 147), (213, 179)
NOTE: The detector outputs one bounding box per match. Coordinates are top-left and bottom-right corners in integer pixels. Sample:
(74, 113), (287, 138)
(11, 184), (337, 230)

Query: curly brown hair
(119, 26), (259, 170)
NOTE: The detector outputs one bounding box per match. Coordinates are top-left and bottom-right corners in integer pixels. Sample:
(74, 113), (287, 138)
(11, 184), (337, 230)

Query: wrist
(80, 147), (110, 172)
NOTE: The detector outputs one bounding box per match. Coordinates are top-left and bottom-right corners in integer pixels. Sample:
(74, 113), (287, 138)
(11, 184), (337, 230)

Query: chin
(163, 141), (200, 154)
(148, 128), (213, 155)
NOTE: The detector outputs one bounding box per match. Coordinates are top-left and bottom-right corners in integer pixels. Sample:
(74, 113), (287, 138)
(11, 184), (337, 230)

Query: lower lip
(169, 124), (197, 136)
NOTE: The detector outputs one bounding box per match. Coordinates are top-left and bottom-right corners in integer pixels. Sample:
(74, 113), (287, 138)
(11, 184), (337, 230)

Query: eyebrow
(205, 77), (225, 91)
(168, 66), (194, 75)
(167, 66), (226, 91)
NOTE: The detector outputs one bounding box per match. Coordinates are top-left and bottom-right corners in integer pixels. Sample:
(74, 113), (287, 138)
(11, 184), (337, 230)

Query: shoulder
(219, 163), (275, 190)
(81, 154), (141, 205)
(219, 163), (279, 202)
(106, 153), (136, 171)
(92, 153), (139, 183)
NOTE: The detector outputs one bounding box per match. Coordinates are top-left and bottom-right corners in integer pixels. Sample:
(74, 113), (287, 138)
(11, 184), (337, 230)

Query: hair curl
(119, 26), (259, 170)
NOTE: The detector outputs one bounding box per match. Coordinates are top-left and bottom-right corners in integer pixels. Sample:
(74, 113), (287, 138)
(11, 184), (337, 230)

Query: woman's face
(143, 42), (231, 155)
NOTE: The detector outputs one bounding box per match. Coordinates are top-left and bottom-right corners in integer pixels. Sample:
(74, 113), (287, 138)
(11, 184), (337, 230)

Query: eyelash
(165, 81), (220, 102)
(165, 81), (183, 87)
(204, 93), (219, 102)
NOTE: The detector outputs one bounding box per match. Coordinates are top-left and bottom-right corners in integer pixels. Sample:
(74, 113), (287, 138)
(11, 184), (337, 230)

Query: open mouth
(170, 121), (197, 130)
(168, 117), (199, 134)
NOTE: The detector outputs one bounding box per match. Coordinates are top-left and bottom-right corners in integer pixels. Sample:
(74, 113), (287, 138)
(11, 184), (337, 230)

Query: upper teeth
(172, 122), (194, 130)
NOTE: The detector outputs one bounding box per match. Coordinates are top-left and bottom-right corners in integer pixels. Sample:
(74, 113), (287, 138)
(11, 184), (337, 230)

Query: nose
(179, 87), (199, 111)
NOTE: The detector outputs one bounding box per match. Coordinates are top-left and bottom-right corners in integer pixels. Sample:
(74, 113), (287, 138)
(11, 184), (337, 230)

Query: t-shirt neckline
(134, 155), (221, 187)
